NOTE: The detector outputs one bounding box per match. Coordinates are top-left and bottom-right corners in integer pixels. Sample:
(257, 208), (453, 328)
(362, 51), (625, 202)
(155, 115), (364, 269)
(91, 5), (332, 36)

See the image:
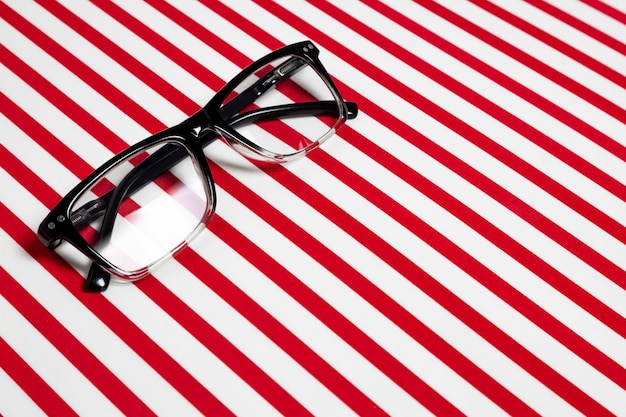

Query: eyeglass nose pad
(85, 263), (110, 292)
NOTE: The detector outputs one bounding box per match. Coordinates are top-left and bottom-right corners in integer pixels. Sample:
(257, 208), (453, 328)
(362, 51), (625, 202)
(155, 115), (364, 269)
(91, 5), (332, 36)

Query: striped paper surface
(1, 0), (625, 415)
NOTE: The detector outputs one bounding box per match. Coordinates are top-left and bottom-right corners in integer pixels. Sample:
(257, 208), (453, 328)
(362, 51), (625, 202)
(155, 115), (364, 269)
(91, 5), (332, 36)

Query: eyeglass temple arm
(82, 58), (357, 291)
(219, 56), (307, 119)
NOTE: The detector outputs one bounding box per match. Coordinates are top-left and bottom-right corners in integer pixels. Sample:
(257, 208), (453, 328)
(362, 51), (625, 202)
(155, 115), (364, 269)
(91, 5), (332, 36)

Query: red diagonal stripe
(210, 160), (540, 416)
(355, 0), (626, 187)
(0, 44), (127, 154)
(0, 43), (387, 416)
(0, 1), (162, 132)
(34, 0), (199, 115)
(0, 324), (78, 417)
(133, 269), (315, 417)
(513, 0), (626, 59)
(244, 0), (626, 288)
(0, 146), (233, 416)
(281, 0), (626, 246)
(0, 134), (310, 416)
(0, 266), (154, 416)
(207, 212), (464, 416)
(582, 0), (626, 25)
(238, 2), (620, 415)
(0, 92), (93, 180)
(3, 1), (624, 415)
(147, 247), (389, 416)
(413, 0), (626, 124)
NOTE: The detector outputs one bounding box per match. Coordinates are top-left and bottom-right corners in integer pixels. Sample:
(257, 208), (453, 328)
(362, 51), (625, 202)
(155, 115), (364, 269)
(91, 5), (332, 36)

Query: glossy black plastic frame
(38, 41), (358, 292)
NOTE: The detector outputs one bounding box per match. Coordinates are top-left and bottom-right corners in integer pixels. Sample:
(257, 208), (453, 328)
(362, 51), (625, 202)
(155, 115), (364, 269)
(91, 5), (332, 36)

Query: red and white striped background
(1, 0), (625, 415)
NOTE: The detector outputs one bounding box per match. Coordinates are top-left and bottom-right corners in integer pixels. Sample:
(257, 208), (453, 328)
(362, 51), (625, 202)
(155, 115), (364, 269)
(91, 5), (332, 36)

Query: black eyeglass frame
(37, 41), (358, 291)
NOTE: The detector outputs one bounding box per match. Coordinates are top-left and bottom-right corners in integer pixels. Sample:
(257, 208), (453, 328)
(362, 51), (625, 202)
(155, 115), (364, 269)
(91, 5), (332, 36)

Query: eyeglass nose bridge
(180, 106), (215, 138)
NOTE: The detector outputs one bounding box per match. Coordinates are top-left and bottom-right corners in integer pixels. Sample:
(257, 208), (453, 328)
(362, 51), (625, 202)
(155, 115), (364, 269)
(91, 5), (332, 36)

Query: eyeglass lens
(69, 140), (210, 276)
(222, 55), (342, 158)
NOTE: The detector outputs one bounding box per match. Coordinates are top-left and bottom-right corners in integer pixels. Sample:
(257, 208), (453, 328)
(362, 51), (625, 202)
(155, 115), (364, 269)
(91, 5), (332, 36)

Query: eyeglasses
(37, 41), (358, 292)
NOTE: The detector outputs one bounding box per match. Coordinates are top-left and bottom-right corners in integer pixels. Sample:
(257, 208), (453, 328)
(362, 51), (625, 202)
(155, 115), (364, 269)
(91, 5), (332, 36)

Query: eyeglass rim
(37, 135), (217, 277)
(204, 41), (350, 162)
